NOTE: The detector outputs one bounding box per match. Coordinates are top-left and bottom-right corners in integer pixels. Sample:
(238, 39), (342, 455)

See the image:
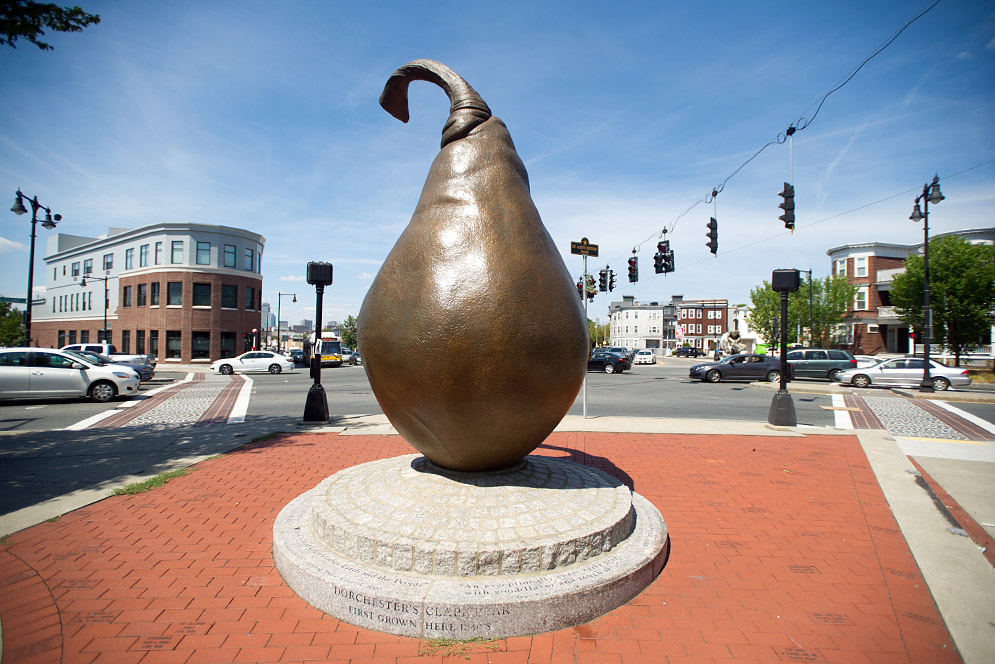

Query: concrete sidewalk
(1, 415), (992, 663)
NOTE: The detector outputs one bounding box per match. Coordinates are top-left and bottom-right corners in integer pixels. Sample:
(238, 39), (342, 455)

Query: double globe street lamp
(79, 274), (110, 343)
(276, 292), (296, 354)
(909, 175), (944, 392)
(10, 190), (61, 346)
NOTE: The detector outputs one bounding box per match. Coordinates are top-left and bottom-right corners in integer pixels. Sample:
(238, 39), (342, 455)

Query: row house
(827, 227), (994, 355)
(607, 295), (678, 352)
(677, 298), (729, 352)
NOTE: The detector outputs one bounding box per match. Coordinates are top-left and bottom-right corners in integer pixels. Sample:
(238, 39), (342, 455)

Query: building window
(122, 286), (132, 307)
(220, 332), (236, 358)
(155, 242), (163, 265)
(121, 330), (130, 354)
(137, 284), (147, 306)
(167, 282), (182, 306)
(72, 262), (80, 278)
(836, 259), (847, 276)
(68, 330), (77, 344)
(166, 331), (181, 359)
(125, 248), (134, 270)
(855, 256), (867, 277)
(191, 331), (210, 359)
(151, 282), (160, 306)
(855, 287), (868, 311)
(81, 330), (89, 343)
(192, 283), (211, 306)
(221, 284), (238, 309)
(57, 330), (65, 346)
(84, 258), (93, 275)
(244, 248), (254, 271)
(223, 244), (236, 268)
(171, 241), (183, 264)
(245, 286), (255, 310)
(150, 330), (159, 357)
(102, 253), (113, 271)
(196, 241), (211, 265)
(140, 244), (149, 267)
(136, 330), (146, 354)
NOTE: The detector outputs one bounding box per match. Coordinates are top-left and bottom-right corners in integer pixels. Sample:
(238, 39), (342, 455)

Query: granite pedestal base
(273, 454), (668, 638)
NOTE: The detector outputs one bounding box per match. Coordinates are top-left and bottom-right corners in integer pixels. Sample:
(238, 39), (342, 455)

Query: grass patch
(418, 637), (500, 659)
(250, 431), (283, 443)
(967, 370), (995, 383)
(114, 468), (189, 495)
(0, 535), (8, 547)
(46, 515), (61, 523)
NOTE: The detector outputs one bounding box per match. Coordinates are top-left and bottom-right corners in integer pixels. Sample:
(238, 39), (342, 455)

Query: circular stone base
(273, 455), (668, 639)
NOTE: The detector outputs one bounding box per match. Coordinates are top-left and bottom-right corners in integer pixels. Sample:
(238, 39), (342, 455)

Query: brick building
(677, 298), (729, 353)
(34, 223), (265, 364)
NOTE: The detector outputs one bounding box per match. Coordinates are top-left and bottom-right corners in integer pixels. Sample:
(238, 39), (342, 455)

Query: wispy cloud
(0, 237), (27, 253)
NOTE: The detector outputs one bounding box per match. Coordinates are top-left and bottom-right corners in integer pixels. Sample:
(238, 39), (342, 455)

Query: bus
(306, 333), (343, 367)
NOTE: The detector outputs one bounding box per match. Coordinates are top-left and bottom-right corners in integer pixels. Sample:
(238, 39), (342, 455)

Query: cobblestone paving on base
(121, 374), (230, 428)
(859, 393), (968, 440)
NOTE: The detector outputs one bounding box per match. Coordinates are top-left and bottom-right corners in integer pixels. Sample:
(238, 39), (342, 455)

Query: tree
(339, 315), (357, 350)
(588, 318), (608, 348)
(0, 1), (100, 50)
(749, 275), (857, 348)
(0, 302), (24, 345)
(890, 235), (995, 366)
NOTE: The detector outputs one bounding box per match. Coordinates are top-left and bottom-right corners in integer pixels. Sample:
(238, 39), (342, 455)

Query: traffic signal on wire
(598, 268), (608, 292)
(663, 249), (675, 273)
(654, 241), (668, 274)
(627, 256), (638, 282)
(706, 217), (718, 255)
(779, 182), (795, 230)
(609, 270), (617, 291)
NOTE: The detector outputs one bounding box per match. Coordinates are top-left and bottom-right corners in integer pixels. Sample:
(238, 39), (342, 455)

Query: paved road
(1, 359), (993, 537)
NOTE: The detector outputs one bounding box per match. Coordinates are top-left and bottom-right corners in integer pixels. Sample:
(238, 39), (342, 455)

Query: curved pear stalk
(380, 59), (492, 148)
(359, 60), (588, 472)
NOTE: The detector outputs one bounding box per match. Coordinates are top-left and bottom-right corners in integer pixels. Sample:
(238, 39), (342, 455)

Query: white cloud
(957, 51), (973, 60)
(280, 275), (307, 282)
(986, 36), (995, 49)
(358, 272), (374, 281)
(0, 237), (27, 252)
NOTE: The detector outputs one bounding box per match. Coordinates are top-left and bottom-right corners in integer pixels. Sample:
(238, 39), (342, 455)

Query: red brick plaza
(0, 430), (957, 663)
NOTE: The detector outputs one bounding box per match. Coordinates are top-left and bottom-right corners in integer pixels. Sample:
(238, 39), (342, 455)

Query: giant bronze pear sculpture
(358, 59), (588, 472)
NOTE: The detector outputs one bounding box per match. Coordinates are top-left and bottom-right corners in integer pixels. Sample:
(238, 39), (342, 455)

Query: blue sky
(2, 0), (993, 327)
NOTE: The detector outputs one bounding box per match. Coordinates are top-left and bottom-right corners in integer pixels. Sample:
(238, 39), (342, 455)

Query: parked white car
(835, 357), (971, 391)
(0, 347), (141, 402)
(210, 351), (295, 375)
(633, 349), (657, 365)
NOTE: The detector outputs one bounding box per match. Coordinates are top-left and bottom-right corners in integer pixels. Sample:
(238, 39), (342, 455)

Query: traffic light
(598, 268), (608, 292)
(627, 255), (638, 283)
(586, 275), (596, 300)
(654, 241), (668, 274)
(608, 270), (617, 291)
(663, 249), (675, 273)
(577, 281), (584, 299)
(706, 217), (718, 255)
(778, 182), (795, 230)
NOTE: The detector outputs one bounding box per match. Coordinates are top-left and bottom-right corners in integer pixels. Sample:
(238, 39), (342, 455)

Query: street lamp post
(277, 292), (296, 355)
(10, 190), (61, 346)
(910, 175), (944, 392)
(79, 274), (110, 343)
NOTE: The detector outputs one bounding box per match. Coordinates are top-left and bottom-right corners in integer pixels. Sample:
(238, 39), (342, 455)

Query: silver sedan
(836, 357), (971, 391)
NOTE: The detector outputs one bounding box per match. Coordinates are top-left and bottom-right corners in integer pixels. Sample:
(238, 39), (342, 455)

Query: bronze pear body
(358, 60), (588, 472)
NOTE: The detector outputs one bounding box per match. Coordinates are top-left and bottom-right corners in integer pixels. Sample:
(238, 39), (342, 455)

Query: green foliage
(588, 318), (608, 347)
(113, 468), (188, 495)
(0, 1), (100, 50)
(0, 302), (25, 345)
(891, 235), (995, 365)
(339, 314), (357, 349)
(749, 275), (857, 347)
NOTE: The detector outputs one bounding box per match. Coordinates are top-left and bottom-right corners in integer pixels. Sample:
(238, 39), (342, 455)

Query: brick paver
(0, 430), (959, 663)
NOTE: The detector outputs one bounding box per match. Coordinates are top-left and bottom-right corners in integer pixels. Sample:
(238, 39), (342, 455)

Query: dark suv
(674, 347), (701, 358)
(787, 348), (857, 381)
